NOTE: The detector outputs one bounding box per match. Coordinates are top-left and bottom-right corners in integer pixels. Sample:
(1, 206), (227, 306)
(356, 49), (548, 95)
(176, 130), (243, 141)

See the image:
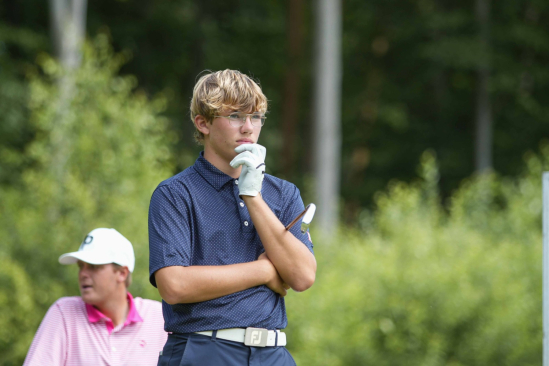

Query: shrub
(0, 34), (173, 365)
(287, 149), (546, 366)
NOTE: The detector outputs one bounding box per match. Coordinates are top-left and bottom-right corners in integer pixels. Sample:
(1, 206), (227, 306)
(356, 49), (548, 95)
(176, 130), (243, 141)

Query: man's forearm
(243, 195), (316, 292)
(155, 260), (277, 304)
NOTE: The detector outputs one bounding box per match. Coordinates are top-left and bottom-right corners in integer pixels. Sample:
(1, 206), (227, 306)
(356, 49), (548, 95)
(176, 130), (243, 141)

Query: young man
(149, 69), (316, 366)
(24, 228), (167, 366)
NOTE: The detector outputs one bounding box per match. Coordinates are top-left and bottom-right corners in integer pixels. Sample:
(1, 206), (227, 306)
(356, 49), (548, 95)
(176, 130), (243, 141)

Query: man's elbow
(157, 277), (191, 305)
(158, 284), (180, 305)
(160, 284), (202, 304)
(291, 272), (316, 293)
(160, 291), (179, 305)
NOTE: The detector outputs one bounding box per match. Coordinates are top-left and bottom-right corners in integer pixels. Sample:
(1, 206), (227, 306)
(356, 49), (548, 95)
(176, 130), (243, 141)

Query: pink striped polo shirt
(24, 293), (167, 366)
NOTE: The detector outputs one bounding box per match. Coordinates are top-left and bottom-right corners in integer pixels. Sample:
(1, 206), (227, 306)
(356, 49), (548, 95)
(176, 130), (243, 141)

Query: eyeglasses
(214, 112), (266, 127)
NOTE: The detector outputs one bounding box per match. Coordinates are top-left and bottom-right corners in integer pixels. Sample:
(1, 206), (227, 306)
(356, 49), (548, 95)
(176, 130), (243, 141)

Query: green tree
(0, 34), (172, 365)
(0, 21), (48, 186)
(3, 0), (549, 217)
(287, 148), (546, 365)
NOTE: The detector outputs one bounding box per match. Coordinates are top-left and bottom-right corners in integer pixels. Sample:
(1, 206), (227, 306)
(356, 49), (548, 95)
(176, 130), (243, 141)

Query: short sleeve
(23, 302), (67, 366)
(148, 184), (193, 287)
(281, 184), (315, 254)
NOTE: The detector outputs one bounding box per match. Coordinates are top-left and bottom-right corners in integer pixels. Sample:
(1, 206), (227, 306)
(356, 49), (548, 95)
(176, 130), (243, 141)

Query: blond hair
(190, 69), (268, 144)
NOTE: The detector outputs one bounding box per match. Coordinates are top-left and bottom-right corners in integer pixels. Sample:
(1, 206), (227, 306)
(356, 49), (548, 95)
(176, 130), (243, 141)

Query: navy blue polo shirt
(148, 152), (314, 333)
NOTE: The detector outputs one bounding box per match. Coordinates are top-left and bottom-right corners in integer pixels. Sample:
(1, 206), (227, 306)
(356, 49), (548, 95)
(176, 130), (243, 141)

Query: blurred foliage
(2, 1), (549, 215)
(81, 0), (549, 217)
(0, 34), (172, 365)
(0, 22), (48, 186)
(286, 147), (547, 365)
(86, 0), (294, 174)
(0, 1), (548, 365)
(340, 0), (549, 219)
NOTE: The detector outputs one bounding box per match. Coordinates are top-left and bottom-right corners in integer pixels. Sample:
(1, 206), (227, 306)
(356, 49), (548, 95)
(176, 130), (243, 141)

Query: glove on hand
(230, 143), (266, 197)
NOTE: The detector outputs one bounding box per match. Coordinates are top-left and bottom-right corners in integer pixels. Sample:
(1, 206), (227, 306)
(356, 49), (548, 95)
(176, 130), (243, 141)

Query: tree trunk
(48, 0), (87, 221)
(50, 0), (87, 70)
(282, 0), (304, 178)
(313, 0), (342, 236)
(475, 0), (492, 173)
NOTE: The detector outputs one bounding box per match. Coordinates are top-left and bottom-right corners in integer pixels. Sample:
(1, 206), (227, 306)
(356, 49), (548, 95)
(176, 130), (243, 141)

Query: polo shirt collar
(85, 292), (143, 335)
(194, 151), (235, 191)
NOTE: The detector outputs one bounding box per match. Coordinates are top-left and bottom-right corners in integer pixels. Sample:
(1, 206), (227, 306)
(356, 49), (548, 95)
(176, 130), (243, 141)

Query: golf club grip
(285, 208), (307, 231)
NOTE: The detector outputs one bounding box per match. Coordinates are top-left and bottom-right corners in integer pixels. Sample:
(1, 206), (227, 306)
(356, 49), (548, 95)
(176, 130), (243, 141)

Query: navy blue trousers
(158, 332), (296, 366)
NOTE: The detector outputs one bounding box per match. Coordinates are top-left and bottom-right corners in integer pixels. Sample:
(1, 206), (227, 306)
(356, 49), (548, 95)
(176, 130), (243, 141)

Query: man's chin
(80, 292), (98, 305)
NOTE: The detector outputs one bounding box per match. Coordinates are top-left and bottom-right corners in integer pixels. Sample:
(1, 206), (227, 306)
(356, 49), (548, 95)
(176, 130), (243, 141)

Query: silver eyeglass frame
(213, 112), (266, 127)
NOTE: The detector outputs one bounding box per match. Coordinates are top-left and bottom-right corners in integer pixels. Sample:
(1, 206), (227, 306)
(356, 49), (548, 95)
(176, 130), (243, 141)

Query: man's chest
(67, 323), (163, 366)
(185, 185), (283, 265)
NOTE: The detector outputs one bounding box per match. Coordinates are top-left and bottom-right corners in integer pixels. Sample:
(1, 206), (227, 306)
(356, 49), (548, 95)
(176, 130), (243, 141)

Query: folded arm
(242, 194), (317, 292)
(155, 254), (288, 304)
(230, 144), (316, 292)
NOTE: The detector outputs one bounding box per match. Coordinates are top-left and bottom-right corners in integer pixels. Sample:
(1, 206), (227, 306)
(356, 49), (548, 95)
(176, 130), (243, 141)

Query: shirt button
(244, 221), (249, 226)
(235, 180), (239, 185)
(240, 202), (244, 207)
(112, 346), (117, 352)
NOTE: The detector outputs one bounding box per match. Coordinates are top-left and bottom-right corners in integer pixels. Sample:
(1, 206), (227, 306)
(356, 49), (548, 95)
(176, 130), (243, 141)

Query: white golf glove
(230, 144), (267, 197)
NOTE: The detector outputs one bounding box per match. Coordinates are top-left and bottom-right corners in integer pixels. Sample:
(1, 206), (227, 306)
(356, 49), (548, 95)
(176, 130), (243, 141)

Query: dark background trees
(3, 0), (548, 224)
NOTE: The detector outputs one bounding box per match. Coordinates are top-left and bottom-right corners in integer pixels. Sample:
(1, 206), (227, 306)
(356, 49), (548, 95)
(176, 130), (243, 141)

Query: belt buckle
(244, 327), (268, 347)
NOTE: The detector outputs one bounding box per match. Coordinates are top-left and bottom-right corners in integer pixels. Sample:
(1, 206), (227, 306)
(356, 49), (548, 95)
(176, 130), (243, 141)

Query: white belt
(195, 327), (287, 347)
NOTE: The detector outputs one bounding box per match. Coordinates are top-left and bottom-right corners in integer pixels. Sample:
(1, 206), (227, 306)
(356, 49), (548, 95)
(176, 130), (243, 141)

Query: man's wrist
(241, 194), (262, 203)
(256, 257), (275, 285)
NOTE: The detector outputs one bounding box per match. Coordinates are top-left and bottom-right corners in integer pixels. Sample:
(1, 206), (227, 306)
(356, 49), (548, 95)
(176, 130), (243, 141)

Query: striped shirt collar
(85, 292), (143, 334)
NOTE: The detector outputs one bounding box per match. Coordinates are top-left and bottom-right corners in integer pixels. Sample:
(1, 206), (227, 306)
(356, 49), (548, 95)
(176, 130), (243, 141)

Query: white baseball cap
(59, 228), (135, 273)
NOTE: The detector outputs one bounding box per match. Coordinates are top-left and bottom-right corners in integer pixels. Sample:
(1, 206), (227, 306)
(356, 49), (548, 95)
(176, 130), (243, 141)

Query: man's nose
(240, 116), (254, 133)
(79, 266), (90, 278)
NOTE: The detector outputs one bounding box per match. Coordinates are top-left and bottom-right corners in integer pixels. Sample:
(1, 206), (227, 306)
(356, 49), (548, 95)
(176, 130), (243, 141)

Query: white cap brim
(59, 251), (117, 266)
(58, 228), (135, 272)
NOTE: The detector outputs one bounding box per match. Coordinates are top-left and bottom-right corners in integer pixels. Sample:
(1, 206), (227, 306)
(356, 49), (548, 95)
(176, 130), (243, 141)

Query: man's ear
(194, 115), (211, 136)
(114, 266), (129, 284)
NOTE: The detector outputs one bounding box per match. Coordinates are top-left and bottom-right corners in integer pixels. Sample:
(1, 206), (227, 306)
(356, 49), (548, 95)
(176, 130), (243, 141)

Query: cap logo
(80, 235), (94, 250)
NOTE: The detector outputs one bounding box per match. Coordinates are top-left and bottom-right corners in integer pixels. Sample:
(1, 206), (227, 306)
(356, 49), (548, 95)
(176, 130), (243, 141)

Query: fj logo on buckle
(244, 327), (268, 347)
